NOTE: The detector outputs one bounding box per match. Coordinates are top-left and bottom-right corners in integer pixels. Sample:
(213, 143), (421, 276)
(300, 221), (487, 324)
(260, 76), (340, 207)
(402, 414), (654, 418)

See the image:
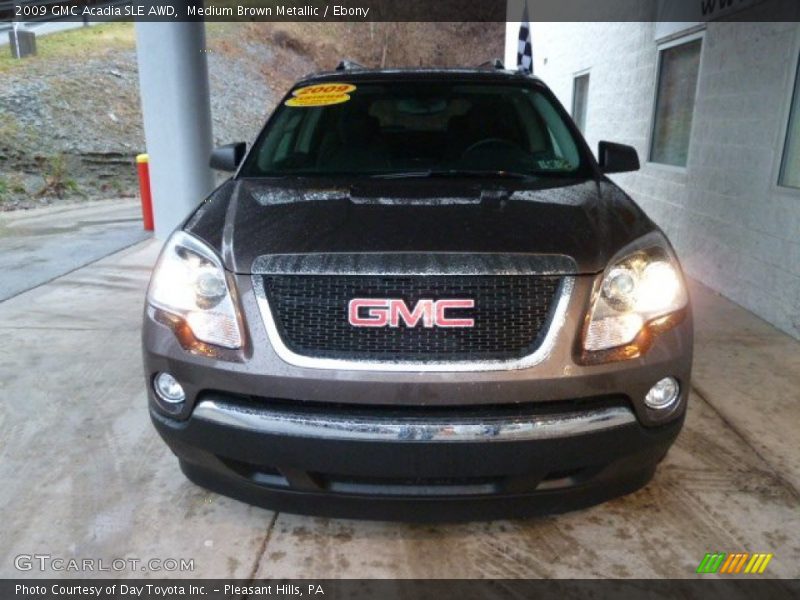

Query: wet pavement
(0, 199), (149, 301)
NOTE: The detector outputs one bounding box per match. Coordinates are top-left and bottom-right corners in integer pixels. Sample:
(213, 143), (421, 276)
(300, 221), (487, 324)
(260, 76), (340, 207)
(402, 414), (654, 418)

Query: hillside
(0, 21), (503, 210)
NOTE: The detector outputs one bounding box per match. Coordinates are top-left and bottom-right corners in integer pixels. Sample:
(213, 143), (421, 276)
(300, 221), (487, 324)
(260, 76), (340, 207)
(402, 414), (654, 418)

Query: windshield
(240, 80), (589, 178)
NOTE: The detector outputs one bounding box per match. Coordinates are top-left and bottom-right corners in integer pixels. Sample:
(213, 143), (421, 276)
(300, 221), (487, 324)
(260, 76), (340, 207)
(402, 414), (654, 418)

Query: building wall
(530, 21), (800, 339)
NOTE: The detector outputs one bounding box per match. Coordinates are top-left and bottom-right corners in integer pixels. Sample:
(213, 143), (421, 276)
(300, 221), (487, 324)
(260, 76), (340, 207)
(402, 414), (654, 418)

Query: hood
(184, 177), (655, 275)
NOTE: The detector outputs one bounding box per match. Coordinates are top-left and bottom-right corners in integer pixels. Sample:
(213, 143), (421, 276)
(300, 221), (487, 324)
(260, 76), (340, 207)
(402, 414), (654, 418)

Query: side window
(572, 73), (590, 133)
(779, 53), (800, 189)
(649, 38), (702, 167)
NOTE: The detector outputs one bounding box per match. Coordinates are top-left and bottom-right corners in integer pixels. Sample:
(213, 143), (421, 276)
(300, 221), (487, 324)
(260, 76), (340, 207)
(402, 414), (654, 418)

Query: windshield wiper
(370, 169), (535, 180)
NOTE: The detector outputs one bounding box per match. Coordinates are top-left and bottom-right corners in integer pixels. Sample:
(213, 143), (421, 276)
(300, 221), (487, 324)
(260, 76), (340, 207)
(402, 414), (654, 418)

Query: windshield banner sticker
(285, 83), (357, 107)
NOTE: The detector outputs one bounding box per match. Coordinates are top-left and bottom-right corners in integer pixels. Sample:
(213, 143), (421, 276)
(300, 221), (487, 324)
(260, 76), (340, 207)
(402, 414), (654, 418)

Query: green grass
(0, 22), (136, 73)
(0, 112), (20, 140)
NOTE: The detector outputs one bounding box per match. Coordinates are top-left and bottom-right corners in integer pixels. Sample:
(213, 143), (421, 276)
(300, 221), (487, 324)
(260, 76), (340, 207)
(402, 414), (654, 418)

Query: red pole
(136, 153), (154, 232)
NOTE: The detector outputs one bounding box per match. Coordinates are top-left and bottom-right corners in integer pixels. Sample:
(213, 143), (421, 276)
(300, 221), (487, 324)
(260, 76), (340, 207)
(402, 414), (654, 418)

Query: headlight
(582, 231), (687, 361)
(147, 231), (243, 349)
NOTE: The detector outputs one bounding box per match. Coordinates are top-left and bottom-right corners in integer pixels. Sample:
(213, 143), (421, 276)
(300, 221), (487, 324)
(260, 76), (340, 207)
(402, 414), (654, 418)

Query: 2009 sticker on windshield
(285, 83), (357, 107)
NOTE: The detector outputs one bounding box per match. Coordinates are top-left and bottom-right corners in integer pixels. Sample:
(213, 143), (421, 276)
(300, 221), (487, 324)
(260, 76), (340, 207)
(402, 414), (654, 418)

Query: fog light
(645, 377), (679, 410)
(154, 372), (185, 404)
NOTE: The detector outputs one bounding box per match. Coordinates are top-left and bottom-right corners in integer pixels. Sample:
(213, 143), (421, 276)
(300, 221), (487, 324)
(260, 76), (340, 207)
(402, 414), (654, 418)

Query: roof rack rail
(336, 60), (366, 71)
(477, 59), (505, 70)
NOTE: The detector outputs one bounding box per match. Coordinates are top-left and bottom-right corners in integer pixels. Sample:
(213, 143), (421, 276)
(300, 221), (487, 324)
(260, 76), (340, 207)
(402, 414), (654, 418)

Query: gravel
(0, 35), (274, 210)
(0, 22), (501, 211)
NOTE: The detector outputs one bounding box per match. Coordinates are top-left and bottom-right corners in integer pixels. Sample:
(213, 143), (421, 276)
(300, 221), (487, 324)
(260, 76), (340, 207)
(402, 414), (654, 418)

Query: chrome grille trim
(193, 400), (636, 442)
(252, 272), (574, 372)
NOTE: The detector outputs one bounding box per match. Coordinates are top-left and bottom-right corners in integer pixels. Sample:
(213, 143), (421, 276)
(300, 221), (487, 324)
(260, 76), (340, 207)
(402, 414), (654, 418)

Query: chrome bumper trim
(192, 401), (636, 443)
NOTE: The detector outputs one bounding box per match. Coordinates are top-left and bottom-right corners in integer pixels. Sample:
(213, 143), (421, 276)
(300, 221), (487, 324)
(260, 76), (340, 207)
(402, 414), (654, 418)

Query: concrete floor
(0, 200), (149, 301)
(0, 205), (798, 579)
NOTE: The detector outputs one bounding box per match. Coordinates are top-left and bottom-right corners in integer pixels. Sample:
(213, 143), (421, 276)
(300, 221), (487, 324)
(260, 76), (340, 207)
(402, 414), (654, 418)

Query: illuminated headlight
(147, 231), (243, 349)
(583, 232), (688, 356)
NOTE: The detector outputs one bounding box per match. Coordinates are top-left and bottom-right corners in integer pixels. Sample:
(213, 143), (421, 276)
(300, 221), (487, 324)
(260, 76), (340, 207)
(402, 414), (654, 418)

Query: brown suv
(142, 65), (692, 520)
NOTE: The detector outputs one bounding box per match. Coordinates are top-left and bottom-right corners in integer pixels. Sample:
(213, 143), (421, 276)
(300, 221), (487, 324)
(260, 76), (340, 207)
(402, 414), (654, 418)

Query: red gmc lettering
(348, 299), (474, 328)
(348, 298), (390, 327)
(389, 299), (433, 328)
(435, 299), (476, 327)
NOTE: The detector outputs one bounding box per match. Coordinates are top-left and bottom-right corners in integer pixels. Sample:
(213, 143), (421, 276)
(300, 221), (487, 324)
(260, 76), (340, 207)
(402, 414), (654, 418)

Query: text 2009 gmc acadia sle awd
(142, 65), (692, 521)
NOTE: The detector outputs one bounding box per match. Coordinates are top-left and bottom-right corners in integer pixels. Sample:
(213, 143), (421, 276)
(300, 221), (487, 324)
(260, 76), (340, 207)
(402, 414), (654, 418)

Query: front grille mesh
(262, 275), (562, 362)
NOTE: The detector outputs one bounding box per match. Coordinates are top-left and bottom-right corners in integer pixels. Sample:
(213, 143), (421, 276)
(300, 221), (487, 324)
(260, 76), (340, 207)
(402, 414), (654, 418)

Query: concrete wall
(530, 21), (800, 339)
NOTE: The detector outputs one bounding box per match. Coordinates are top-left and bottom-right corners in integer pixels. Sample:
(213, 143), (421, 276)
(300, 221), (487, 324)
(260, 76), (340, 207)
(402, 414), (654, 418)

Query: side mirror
(598, 141), (640, 174)
(210, 142), (246, 172)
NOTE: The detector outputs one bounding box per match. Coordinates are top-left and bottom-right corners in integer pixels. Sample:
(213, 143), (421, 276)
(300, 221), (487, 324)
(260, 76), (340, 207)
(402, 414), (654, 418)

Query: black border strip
(2, 0), (800, 23)
(2, 579), (800, 600)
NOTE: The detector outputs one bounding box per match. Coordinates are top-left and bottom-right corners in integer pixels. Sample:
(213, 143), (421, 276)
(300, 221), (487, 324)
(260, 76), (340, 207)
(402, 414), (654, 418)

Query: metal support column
(135, 21), (214, 239)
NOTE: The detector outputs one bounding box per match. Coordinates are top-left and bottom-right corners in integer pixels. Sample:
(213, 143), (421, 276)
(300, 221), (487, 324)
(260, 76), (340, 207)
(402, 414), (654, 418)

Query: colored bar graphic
(733, 553), (749, 573)
(744, 553), (774, 574)
(719, 553), (749, 574)
(719, 553), (736, 573)
(697, 553), (726, 574)
(697, 552), (774, 574)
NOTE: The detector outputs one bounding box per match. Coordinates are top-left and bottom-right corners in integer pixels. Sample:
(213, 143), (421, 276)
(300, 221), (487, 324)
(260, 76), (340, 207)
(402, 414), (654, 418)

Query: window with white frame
(649, 37), (702, 167)
(779, 54), (800, 189)
(572, 73), (590, 133)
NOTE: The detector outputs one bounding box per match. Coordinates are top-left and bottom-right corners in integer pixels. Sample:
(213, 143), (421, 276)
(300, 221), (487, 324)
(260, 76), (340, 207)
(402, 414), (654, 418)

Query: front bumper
(151, 394), (683, 521)
(144, 272), (692, 520)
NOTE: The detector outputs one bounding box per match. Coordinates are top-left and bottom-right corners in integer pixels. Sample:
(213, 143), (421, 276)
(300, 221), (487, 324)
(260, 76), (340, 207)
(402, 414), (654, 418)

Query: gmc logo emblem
(348, 298), (475, 328)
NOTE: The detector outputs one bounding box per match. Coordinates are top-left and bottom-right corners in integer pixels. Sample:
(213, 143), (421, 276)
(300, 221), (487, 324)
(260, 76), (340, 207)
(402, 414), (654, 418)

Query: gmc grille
(261, 275), (563, 361)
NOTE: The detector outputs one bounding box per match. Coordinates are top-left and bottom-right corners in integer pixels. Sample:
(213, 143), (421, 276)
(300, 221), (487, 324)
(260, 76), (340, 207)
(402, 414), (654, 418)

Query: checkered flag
(517, 5), (533, 74)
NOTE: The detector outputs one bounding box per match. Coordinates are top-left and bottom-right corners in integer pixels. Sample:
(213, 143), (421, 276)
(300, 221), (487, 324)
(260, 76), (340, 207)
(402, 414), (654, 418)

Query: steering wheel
(463, 138), (520, 156)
